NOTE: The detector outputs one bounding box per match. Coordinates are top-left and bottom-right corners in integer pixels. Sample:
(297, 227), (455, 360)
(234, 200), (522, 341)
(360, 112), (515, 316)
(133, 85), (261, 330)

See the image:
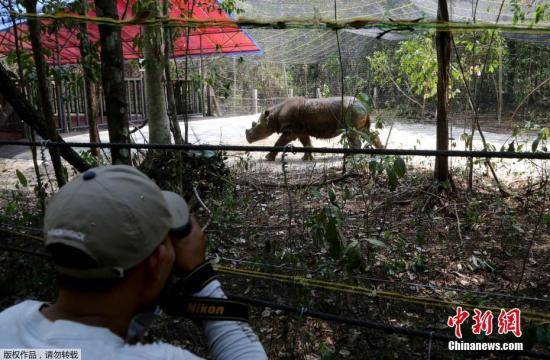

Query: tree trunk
(142, 1), (171, 145)
(0, 62), (90, 172)
(434, 0), (451, 183)
(23, 0), (66, 186)
(84, 77), (101, 156)
(8, 0), (45, 209)
(162, 0), (183, 144)
(78, 5), (101, 157)
(498, 50), (503, 124)
(94, 0), (130, 164)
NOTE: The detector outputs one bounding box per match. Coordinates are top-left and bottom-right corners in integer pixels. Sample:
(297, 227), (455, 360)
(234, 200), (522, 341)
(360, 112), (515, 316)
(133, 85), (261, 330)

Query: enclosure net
(0, 1), (549, 357)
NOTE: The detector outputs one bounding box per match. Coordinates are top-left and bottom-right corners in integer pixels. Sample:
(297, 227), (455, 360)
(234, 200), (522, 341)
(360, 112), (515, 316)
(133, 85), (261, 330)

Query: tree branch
(0, 62), (90, 172)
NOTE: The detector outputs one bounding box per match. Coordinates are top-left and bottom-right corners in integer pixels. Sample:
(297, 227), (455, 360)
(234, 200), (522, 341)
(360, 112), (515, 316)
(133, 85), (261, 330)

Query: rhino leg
(298, 135), (313, 161)
(266, 133), (297, 161)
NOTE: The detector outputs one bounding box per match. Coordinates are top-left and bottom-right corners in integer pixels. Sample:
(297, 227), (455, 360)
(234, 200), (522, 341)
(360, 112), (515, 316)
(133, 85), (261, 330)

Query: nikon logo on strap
(186, 302), (225, 316)
(164, 297), (250, 322)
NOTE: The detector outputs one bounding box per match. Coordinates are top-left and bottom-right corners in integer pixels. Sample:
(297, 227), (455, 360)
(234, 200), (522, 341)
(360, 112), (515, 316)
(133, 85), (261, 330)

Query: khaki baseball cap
(44, 165), (190, 279)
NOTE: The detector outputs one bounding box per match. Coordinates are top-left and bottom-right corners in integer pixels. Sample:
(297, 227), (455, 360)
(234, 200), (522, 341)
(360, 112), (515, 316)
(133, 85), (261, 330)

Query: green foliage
(0, 171), (40, 226)
(5, 50), (35, 82)
(210, 187), (246, 225)
(78, 150), (109, 168)
(396, 36), (438, 100)
(368, 32), (505, 112)
(139, 149), (229, 200)
(369, 34), (456, 104)
(511, 0), (549, 25)
(305, 187), (364, 271)
(218, 0), (244, 15)
(15, 170), (28, 188)
(320, 53), (340, 77)
(367, 156), (407, 191)
(531, 127), (549, 152)
(321, 83), (330, 98)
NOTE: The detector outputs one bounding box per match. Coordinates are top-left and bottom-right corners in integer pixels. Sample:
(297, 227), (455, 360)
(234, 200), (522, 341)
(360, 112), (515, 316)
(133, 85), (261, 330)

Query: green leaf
(393, 157), (407, 177)
(325, 218), (342, 259)
(16, 170), (28, 187)
(532, 138), (540, 152)
(386, 168), (398, 191)
(366, 238), (386, 248)
(357, 93), (370, 107)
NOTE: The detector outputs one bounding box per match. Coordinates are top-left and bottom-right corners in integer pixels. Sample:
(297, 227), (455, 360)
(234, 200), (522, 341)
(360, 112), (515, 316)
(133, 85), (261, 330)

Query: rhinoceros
(245, 96), (383, 161)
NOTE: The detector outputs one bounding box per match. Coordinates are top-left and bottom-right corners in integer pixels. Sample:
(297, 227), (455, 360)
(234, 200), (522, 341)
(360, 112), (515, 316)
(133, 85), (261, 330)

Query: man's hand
(170, 216), (206, 272)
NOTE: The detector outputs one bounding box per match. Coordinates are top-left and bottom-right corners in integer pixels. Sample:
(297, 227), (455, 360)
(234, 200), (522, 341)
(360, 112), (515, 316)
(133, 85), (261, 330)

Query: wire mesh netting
(0, 0), (549, 358)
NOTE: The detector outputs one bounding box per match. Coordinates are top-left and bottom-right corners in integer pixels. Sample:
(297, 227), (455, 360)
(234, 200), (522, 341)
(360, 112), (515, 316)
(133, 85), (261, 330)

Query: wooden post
(434, 0), (451, 183)
(252, 88), (258, 114)
(316, 87), (322, 98)
(288, 88), (293, 98)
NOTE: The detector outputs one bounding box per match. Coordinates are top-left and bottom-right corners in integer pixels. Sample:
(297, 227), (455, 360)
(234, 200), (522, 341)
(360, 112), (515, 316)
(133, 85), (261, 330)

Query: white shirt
(0, 281), (267, 360)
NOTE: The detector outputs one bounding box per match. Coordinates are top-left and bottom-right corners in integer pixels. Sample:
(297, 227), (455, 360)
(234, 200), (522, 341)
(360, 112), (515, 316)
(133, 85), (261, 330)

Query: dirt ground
(1, 151), (548, 358)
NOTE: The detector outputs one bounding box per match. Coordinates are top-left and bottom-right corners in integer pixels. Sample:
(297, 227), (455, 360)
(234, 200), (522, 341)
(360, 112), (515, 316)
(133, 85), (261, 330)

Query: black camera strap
(161, 261), (250, 322)
(164, 297), (250, 322)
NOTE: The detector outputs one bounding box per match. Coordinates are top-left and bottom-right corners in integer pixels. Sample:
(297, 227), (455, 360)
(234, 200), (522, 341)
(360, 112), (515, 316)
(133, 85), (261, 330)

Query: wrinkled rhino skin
(245, 97), (383, 161)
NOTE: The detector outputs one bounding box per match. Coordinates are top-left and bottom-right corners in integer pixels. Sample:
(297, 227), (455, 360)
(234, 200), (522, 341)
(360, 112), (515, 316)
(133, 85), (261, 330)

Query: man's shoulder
(119, 342), (203, 360)
(0, 300), (41, 320)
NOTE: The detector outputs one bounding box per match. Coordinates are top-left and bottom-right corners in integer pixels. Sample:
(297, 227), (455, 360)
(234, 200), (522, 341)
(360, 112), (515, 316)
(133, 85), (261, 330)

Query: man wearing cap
(0, 165), (267, 359)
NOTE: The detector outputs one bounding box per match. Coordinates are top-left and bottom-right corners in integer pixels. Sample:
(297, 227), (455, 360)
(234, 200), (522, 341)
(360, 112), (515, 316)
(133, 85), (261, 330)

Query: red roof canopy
(0, 0), (261, 64)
